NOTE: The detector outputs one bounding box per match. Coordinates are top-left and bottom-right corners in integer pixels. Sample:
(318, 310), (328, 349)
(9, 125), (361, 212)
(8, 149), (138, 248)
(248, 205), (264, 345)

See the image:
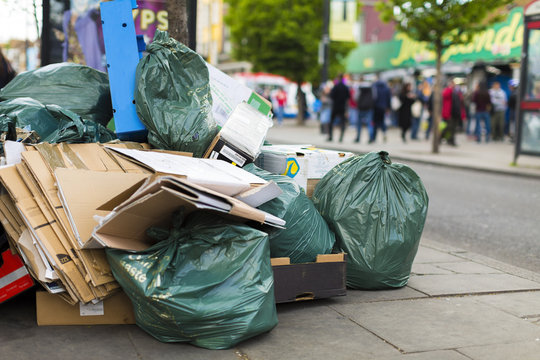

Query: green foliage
(225, 0), (355, 84)
(225, 0), (322, 83)
(376, 0), (514, 51)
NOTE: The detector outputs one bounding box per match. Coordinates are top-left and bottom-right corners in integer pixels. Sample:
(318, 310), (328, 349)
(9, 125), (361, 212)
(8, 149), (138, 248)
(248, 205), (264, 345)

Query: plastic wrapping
(134, 30), (219, 157)
(0, 98), (116, 144)
(244, 163), (335, 263)
(312, 151), (429, 289)
(106, 210), (277, 350)
(0, 62), (113, 126)
(220, 102), (273, 159)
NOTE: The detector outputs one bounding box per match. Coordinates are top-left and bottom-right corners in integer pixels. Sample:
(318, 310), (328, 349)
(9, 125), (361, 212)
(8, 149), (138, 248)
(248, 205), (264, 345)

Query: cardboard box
(36, 290), (136, 325)
(105, 146), (282, 207)
(89, 175), (286, 251)
(204, 134), (254, 167)
(255, 145), (354, 194)
(271, 253), (347, 303)
(0, 249), (34, 303)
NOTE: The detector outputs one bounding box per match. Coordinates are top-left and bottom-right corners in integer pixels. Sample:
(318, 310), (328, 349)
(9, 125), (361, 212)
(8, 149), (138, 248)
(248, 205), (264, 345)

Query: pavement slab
(126, 327), (239, 360)
(334, 287), (428, 304)
(334, 297), (540, 353)
(435, 261), (504, 274)
(408, 273), (540, 296)
(369, 349), (471, 360)
(239, 301), (400, 360)
(411, 263), (455, 275)
(457, 340), (540, 360)
(413, 246), (467, 264)
(474, 291), (540, 318)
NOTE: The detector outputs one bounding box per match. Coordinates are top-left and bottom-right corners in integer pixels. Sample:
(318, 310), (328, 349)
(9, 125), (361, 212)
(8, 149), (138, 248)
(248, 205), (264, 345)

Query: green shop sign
(347, 7), (524, 74)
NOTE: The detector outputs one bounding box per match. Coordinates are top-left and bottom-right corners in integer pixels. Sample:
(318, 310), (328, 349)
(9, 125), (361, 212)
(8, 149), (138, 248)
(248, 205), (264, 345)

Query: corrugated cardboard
(106, 146), (282, 207)
(105, 146), (265, 196)
(36, 290), (136, 325)
(21, 150), (115, 287)
(0, 165), (93, 303)
(54, 168), (149, 247)
(255, 145), (354, 192)
(90, 176), (285, 251)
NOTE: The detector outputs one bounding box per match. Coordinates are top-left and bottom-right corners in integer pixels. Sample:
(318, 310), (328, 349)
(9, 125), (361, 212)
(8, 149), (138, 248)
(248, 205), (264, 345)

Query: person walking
(489, 81), (507, 141)
(327, 74), (350, 142)
(355, 79), (374, 143)
(275, 87), (287, 126)
(441, 78), (464, 146)
(319, 81), (332, 134)
(472, 81), (492, 143)
(348, 83), (358, 129)
(397, 83), (416, 143)
(507, 79), (519, 141)
(370, 76), (391, 143)
(410, 81), (427, 140)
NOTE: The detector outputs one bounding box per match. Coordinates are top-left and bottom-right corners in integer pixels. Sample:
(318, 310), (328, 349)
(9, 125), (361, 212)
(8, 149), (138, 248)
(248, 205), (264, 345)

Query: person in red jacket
(441, 78), (465, 146)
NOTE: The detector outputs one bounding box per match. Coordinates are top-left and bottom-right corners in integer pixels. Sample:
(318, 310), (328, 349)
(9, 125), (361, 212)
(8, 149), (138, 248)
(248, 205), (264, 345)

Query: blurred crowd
(315, 73), (519, 147)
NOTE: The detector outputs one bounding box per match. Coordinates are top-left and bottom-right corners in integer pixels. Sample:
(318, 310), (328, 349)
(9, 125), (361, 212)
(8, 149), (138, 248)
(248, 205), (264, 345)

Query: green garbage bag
(0, 98), (117, 144)
(244, 163), (335, 263)
(135, 30), (218, 157)
(106, 210), (278, 350)
(312, 151), (429, 289)
(0, 62), (113, 126)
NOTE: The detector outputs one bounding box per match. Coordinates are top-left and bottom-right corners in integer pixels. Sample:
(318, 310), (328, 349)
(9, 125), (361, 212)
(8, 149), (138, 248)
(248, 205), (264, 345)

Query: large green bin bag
(106, 211), (278, 350)
(0, 62), (113, 126)
(134, 30), (218, 157)
(312, 151), (429, 289)
(0, 98), (116, 143)
(244, 163), (335, 263)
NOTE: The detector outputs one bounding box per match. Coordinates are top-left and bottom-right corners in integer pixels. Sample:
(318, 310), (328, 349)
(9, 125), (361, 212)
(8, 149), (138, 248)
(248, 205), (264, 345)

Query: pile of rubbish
(0, 30), (428, 350)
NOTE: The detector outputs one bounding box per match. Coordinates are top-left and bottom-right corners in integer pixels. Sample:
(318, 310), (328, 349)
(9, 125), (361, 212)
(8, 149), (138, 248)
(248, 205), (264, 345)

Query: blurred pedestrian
(425, 92), (434, 140)
(355, 78), (374, 143)
(0, 48), (16, 88)
(441, 78), (464, 146)
(327, 74), (350, 142)
(397, 83), (416, 143)
(507, 79), (519, 140)
(410, 81), (427, 140)
(319, 81), (332, 134)
(275, 87), (287, 126)
(370, 75), (391, 143)
(472, 81), (492, 143)
(489, 81), (507, 141)
(348, 82), (358, 128)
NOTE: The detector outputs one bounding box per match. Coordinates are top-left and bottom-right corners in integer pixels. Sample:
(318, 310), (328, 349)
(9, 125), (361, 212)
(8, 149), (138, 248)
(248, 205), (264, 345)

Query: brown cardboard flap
(36, 291), (135, 325)
(54, 168), (149, 245)
(270, 257), (291, 266)
(316, 253), (345, 263)
(91, 176), (282, 251)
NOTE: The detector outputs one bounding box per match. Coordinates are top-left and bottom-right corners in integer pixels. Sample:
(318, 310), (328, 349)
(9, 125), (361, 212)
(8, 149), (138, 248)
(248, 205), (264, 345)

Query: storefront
(346, 6), (524, 78)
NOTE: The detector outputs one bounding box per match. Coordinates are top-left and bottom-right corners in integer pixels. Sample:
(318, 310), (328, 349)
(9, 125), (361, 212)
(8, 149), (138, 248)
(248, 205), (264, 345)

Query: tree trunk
(296, 81), (306, 125)
(431, 46), (443, 154)
(167, 0), (188, 45)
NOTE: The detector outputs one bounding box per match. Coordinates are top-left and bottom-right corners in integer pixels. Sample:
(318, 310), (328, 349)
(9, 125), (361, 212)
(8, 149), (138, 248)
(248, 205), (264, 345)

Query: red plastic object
(0, 249), (34, 303)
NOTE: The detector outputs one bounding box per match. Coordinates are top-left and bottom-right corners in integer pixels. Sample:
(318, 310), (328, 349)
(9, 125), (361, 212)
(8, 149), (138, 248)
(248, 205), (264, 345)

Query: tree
(167, 0), (188, 44)
(225, 0), (345, 124)
(376, 0), (513, 153)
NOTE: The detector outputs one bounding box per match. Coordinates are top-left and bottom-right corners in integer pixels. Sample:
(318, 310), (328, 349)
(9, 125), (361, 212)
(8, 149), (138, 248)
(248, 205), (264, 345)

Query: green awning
(346, 6), (524, 74)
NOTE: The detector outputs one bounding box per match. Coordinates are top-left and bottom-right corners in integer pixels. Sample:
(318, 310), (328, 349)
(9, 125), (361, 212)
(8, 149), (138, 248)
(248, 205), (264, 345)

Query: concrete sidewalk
(1, 239), (540, 359)
(265, 118), (540, 179)
(2, 119), (540, 359)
